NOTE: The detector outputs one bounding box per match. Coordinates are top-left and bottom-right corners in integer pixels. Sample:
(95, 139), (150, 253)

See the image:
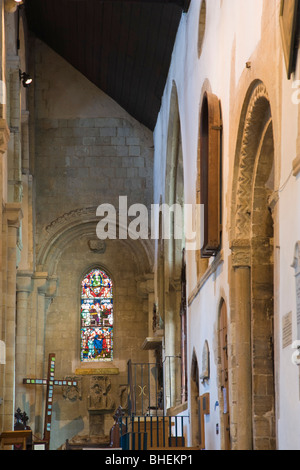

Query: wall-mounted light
(19, 70), (33, 88)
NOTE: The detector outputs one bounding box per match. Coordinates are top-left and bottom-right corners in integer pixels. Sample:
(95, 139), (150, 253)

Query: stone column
(2, 202), (22, 430)
(15, 271), (33, 409)
(26, 273), (58, 437)
(29, 272), (49, 437)
(0, 119), (10, 432)
(230, 240), (252, 450)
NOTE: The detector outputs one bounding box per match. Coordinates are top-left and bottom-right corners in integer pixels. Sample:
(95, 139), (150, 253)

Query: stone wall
(34, 116), (153, 240)
(17, 39), (155, 448)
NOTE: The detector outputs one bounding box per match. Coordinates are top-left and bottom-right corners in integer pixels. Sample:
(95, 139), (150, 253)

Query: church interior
(0, 0), (300, 451)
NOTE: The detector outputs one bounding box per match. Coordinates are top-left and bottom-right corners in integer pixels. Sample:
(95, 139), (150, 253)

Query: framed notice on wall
(279, 0), (299, 78)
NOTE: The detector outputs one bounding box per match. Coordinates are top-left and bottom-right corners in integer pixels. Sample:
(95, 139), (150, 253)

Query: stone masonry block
(126, 137), (140, 146)
(117, 127), (132, 137)
(100, 127), (117, 137)
(95, 118), (123, 127)
(83, 137), (96, 146)
(129, 146), (141, 157)
(111, 136), (126, 146)
(133, 157), (144, 168)
(60, 127), (73, 138)
(116, 146), (129, 157)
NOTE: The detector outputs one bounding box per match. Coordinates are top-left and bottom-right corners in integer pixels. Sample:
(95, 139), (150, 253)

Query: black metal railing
(127, 360), (163, 416)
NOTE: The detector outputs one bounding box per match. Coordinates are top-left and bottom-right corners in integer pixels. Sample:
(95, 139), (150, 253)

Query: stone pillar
(30, 272), (49, 437)
(2, 202), (22, 430)
(6, 55), (22, 204)
(25, 273), (58, 438)
(0, 118), (10, 433)
(15, 271), (33, 409)
(231, 240), (252, 450)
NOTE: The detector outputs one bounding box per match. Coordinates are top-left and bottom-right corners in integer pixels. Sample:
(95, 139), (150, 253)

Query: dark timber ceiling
(25, 0), (190, 130)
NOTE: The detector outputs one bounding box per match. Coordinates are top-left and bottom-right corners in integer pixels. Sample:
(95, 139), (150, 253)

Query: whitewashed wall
(153, 0), (300, 449)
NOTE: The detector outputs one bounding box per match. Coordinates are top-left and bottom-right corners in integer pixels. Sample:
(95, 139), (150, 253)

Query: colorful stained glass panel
(80, 269), (113, 362)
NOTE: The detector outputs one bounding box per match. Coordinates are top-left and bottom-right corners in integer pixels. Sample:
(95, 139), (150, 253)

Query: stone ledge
(188, 249), (224, 306)
(75, 368), (119, 376)
(141, 336), (163, 350)
(166, 401), (188, 416)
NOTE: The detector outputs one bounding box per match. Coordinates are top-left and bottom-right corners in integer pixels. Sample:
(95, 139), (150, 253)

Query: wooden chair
(0, 430), (32, 450)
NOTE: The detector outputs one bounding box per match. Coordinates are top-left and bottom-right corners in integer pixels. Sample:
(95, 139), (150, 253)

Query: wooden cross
(23, 353), (78, 449)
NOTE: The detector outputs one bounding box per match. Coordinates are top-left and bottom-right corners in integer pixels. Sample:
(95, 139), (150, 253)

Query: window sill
(188, 249), (224, 306)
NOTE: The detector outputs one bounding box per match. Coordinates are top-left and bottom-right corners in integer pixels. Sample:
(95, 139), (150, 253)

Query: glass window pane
(80, 269), (113, 362)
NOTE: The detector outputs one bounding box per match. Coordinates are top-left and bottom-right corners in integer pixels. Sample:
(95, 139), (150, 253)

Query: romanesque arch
(163, 82), (185, 410)
(230, 80), (276, 450)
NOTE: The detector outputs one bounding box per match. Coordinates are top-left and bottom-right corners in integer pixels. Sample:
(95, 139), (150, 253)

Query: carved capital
(45, 276), (59, 299)
(16, 271), (33, 293)
(33, 272), (49, 294)
(230, 239), (251, 267)
(4, 202), (23, 228)
(136, 274), (154, 297)
(33, 272), (58, 299)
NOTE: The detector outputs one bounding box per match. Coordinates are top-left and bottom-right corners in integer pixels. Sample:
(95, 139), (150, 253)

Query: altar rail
(119, 415), (188, 450)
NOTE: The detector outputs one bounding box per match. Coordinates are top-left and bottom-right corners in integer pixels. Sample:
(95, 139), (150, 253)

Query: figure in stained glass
(80, 269), (113, 362)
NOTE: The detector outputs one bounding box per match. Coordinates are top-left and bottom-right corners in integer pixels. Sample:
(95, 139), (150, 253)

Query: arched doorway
(230, 81), (276, 450)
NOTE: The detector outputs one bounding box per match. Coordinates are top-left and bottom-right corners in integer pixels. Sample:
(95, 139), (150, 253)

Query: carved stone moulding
(88, 376), (115, 412)
(233, 81), (271, 241)
(88, 239), (106, 254)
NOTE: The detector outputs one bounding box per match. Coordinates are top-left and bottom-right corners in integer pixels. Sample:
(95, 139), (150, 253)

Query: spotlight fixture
(14, 0), (23, 4)
(19, 70), (33, 88)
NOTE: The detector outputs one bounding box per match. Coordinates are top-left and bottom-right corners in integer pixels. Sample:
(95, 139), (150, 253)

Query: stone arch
(230, 80), (276, 450)
(163, 81), (185, 410)
(37, 206), (154, 277)
(231, 80), (272, 241)
(35, 207), (154, 367)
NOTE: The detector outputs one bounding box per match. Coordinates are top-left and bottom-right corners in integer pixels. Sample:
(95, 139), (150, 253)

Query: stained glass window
(80, 268), (113, 362)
